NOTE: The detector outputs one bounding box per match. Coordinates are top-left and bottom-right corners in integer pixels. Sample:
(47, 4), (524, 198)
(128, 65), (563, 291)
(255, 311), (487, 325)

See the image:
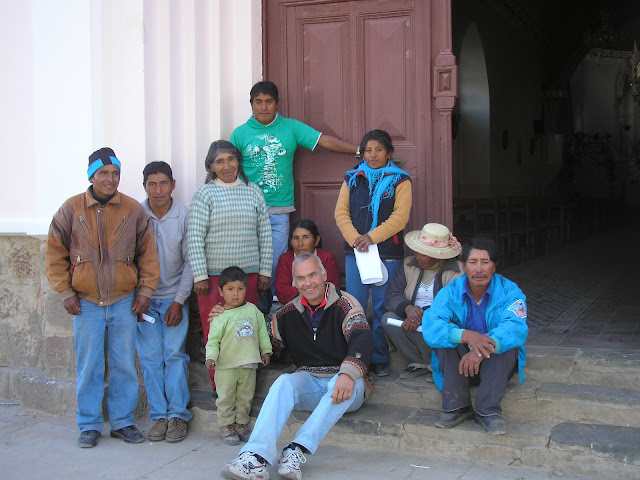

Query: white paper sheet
(142, 313), (156, 324)
(386, 317), (422, 333)
(354, 244), (383, 284)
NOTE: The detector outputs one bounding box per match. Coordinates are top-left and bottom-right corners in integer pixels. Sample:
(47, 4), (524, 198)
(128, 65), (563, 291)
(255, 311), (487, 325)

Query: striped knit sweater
(187, 178), (273, 282)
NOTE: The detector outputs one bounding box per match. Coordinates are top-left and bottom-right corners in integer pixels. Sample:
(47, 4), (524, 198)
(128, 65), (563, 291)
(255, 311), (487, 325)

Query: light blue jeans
(345, 255), (401, 365)
(73, 293), (138, 432)
(136, 299), (192, 422)
(240, 372), (365, 464)
(269, 213), (290, 291)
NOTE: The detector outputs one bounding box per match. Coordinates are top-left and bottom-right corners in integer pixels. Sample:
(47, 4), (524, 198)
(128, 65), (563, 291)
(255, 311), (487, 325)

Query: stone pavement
(0, 402), (602, 480)
(500, 221), (640, 349)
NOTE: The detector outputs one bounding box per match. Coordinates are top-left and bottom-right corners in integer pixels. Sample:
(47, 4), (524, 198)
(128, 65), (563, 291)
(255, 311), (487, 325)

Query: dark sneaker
(222, 451), (269, 480)
(166, 417), (188, 443)
(220, 425), (240, 445)
(372, 363), (391, 377)
(399, 364), (429, 379)
(435, 406), (474, 428)
(232, 422), (252, 443)
(475, 413), (507, 435)
(78, 430), (100, 448)
(148, 418), (168, 441)
(110, 425), (145, 444)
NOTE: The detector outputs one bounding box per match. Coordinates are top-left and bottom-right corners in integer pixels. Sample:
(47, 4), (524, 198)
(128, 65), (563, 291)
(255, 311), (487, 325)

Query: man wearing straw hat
(422, 235), (528, 435)
(381, 223), (463, 381)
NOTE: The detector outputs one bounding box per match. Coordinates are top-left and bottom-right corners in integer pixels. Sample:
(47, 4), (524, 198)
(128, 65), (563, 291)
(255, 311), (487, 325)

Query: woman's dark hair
(359, 129), (394, 158)
(142, 161), (173, 185)
(289, 219), (323, 249)
(250, 81), (279, 104)
(204, 140), (249, 184)
(461, 235), (499, 267)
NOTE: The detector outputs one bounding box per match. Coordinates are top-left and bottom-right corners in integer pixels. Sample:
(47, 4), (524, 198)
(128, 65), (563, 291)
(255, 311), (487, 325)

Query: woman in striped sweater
(188, 140), (273, 392)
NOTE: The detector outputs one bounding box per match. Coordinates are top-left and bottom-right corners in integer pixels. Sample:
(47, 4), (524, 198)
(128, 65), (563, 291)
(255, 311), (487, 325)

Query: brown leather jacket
(45, 189), (160, 306)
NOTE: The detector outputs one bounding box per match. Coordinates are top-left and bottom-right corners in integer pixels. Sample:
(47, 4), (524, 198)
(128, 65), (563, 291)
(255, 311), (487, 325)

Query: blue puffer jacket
(422, 273), (528, 391)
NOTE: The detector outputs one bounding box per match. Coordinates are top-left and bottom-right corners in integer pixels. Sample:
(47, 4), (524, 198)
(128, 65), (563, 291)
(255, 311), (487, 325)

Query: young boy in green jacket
(205, 266), (272, 445)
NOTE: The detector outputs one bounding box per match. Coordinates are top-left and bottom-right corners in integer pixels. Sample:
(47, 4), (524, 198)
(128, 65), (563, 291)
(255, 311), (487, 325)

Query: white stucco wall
(0, 0), (262, 235)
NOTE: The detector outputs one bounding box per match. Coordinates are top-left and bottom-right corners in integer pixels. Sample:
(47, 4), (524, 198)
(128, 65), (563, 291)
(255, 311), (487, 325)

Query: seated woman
(275, 219), (340, 304)
(381, 223), (462, 380)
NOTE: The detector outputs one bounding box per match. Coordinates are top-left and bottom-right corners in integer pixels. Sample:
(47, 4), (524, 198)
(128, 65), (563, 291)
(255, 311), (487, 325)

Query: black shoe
(435, 406), (474, 428)
(475, 413), (506, 434)
(399, 365), (429, 379)
(373, 363), (391, 377)
(78, 430), (100, 448)
(110, 425), (145, 444)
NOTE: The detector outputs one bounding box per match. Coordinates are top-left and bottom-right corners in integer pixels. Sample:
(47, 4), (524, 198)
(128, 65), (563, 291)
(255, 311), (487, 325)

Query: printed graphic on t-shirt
(507, 299), (527, 318)
(245, 134), (287, 194)
(236, 319), (255, 338)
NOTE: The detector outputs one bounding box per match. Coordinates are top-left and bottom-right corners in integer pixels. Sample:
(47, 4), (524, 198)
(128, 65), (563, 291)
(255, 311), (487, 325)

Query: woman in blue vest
(335, 129), (412, 377)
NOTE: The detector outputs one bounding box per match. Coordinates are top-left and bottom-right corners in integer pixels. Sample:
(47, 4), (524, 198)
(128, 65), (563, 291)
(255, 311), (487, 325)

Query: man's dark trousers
(435, 344), (517, 416)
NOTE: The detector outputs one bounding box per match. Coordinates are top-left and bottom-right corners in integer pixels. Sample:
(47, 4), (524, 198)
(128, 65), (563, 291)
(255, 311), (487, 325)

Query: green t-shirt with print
(230, 114), (321, 207)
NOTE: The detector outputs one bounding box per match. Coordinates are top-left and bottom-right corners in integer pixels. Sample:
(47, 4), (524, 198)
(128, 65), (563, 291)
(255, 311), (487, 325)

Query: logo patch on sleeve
(508, 299), (527, 318)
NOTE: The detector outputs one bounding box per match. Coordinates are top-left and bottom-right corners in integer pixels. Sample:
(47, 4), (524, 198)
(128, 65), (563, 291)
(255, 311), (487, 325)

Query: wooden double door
(264, 0), (455, 270)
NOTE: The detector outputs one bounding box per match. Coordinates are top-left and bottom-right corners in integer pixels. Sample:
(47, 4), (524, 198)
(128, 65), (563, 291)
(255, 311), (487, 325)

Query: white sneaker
(277, 446), (307, 480)
(222, 451), (269, 480)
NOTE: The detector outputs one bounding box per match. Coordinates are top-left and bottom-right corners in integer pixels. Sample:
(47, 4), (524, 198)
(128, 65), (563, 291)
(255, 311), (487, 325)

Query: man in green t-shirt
(230, 81), (358, 305)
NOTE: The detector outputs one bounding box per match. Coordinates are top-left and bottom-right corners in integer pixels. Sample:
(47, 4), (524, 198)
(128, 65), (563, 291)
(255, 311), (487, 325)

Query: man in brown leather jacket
(45, 147), (160, 448)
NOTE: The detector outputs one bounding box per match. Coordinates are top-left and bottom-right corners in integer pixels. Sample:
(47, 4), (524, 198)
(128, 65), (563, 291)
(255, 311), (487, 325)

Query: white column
(0, 0), (263, 234)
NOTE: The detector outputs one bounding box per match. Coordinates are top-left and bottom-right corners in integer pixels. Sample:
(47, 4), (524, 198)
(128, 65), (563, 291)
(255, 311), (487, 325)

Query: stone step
(536, 382), (640, 427)
(525, 346), (640, 389)
(189, 345), (640, 393)
(188, 390), (640, 479)
(194, 361), (640, 428)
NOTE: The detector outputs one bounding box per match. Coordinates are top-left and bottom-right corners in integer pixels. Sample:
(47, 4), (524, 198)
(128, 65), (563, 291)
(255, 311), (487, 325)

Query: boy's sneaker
(277, 445), (306, 480)
(220, 425), (240, 445)
(222, 451), (269, 480)
(232, 422), (252, 442)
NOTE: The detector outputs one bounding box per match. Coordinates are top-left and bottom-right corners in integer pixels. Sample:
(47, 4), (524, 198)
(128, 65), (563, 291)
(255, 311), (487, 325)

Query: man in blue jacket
(422, 236), (528, 435)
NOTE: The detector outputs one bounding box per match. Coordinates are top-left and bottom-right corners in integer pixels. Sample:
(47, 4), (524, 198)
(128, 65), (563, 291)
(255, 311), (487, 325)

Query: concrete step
(188, 389), (640, 479)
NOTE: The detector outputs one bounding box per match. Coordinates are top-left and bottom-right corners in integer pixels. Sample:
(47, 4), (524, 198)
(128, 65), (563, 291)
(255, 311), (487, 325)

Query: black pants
(434, 344), (517, 416)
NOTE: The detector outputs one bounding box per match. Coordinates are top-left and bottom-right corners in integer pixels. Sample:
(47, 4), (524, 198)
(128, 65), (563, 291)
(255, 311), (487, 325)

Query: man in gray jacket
(137, 161), (194, 443)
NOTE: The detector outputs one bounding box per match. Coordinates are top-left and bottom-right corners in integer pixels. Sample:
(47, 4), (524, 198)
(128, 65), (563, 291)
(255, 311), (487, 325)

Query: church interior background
(450, 0), (640, 266)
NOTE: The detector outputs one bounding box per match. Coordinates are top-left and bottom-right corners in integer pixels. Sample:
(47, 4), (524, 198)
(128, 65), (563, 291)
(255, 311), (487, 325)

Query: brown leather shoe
(148, 418), (168, 441)
(166, 417), (188, 443)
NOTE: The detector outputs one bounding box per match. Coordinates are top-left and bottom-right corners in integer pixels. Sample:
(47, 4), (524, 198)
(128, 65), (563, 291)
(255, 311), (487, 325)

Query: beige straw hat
(404, 223), (461, 259)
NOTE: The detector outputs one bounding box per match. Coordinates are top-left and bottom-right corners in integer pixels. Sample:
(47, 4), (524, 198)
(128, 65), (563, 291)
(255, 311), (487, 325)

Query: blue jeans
(345, 255), (401, 365)
(136, 299), (192, 422)
(74, 293), (139, 432)
(240, 372), (365, 464)
(269, 213), (290, 291)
